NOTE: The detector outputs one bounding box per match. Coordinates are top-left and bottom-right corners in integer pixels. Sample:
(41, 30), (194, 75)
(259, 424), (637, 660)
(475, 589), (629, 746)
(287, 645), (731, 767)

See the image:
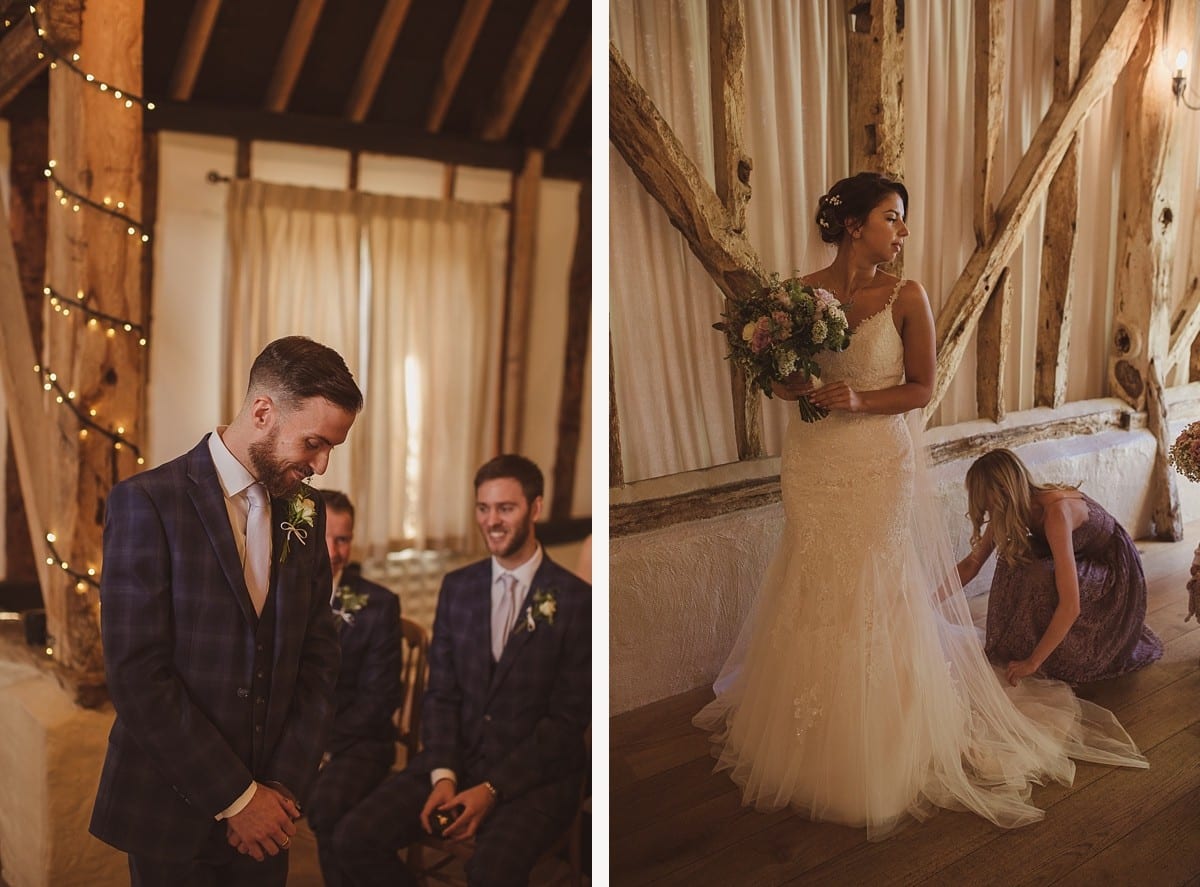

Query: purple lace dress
(984, 494), (1163, 682)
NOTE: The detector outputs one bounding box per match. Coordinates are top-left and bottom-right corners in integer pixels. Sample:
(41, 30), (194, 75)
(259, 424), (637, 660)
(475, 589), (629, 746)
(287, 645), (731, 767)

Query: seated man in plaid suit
(331, 454), (591, 887)
(307, 490), (402, 887)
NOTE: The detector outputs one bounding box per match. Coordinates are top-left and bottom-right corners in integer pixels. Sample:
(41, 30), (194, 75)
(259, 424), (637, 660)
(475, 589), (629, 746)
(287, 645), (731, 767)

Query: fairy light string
(44, 163), (151, 244)
(2, 3), (157, 111)
(44, 533), (101, 592)
(34, 363), (146, 466)
(44, 285), (148, 345)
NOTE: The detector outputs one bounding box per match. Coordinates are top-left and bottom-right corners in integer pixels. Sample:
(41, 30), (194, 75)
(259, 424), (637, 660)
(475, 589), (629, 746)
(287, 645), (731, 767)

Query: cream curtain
(357, 194), (508, 557)
(224, 180), (507, 557)
(610, 0), (1192, 483)
(225, 180), (363, 494)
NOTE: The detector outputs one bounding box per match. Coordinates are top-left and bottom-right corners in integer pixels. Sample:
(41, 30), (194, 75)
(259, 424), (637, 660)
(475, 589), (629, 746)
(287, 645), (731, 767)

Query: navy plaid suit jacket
(89, 435), (341, 859)
(327, 570), (402, 757)
(412, 554), (590, 811)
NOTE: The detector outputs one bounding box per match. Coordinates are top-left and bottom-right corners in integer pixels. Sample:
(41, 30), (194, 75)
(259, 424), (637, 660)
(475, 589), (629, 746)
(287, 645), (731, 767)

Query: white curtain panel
(610, 0), (1198, 481)
(357, 194), (507, 556)
(224, 179), (363, 494)
(224, 181), (507, 557)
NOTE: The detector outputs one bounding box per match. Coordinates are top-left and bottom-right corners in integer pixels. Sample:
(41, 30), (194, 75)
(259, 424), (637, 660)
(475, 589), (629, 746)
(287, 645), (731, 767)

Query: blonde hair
(965, 448), (1078, 565)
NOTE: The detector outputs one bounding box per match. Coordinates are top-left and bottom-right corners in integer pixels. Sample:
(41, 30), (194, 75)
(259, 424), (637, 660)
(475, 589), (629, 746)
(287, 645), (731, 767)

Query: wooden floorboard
(611, 526), (1200, 886)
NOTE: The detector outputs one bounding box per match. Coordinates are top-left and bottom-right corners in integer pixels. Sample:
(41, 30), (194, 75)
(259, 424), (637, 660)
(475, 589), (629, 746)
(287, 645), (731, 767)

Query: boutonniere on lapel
(513, 587), (558, 635)
(279, 483), (316, 563)
(332, 584), (369, 626)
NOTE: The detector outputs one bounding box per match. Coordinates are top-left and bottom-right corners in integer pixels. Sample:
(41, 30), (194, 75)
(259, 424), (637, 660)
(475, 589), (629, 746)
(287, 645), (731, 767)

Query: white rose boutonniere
(332, 584), (369, 626)
(279, 483), (316, 563)
(513, 588), (558, 635)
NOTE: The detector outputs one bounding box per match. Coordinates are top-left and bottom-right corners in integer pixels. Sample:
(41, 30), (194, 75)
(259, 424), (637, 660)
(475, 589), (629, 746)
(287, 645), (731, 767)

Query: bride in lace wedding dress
(693, 173), (1148, 839)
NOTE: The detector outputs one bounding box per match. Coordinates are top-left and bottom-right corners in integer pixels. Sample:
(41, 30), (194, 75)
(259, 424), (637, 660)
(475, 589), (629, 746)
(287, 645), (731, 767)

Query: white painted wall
(610, 404), (1198, 716)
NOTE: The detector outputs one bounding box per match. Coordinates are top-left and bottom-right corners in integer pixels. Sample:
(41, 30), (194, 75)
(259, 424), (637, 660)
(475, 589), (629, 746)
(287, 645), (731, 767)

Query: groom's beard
(484, 516), (533, 559)
(249, 428), (311, 499)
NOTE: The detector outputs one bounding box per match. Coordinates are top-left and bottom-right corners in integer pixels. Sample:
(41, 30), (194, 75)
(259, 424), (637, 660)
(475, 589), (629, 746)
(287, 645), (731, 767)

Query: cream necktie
(244, 483), (271, 616)
(492, 573), (520, 661)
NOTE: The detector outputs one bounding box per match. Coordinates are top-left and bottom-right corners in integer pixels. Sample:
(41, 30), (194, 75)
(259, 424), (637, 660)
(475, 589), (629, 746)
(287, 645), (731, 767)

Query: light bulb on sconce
(1173, 49), (1200, 109)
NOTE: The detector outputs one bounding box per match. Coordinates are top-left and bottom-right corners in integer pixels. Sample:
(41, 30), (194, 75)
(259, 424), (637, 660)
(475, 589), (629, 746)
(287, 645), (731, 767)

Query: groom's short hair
(474, 454), (543, 504)
(247, 336), (364, 414)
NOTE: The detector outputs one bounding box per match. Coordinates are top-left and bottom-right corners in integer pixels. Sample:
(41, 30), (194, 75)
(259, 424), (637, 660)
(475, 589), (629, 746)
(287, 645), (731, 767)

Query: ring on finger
(280, 835), (291, 849)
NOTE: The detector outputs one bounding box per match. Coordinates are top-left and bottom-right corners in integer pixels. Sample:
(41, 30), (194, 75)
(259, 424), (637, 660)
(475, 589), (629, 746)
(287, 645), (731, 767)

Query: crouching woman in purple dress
(957, 448), (1163, 686)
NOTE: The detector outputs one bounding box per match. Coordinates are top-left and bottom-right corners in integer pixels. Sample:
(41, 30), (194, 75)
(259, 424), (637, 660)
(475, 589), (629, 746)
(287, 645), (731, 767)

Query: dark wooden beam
(609, 334), (624, 488)
(545, 36), (589, 150)
(264, 0), (325, 113)
(479, 0), (569, 141)
(426, 0), (492, 133)
(167, 0), (222, 101)
(345, 0), (413, 122)
(550, 181), (590, 519)
(143, 101), (589, 180)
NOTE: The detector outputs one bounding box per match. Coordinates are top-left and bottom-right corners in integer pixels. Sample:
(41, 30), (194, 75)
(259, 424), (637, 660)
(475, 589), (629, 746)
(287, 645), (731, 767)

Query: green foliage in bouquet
(713, 274), (852, 422)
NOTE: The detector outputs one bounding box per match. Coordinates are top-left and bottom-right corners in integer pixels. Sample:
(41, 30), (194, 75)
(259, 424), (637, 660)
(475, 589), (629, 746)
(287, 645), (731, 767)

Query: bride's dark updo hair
(815, 172), (909, 244)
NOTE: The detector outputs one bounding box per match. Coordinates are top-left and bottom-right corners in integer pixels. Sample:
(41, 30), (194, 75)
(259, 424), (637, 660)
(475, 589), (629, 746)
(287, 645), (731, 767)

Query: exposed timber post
(708, 0), (762, 460)
(976, 267), (1011, 421)
(846, 0), (904, 277)
(43, 0), (148, 684)
(1034, 0), (1082, 409)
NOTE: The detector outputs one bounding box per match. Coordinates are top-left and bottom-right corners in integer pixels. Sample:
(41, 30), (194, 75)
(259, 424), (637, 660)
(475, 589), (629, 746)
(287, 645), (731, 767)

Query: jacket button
(237, 688), (249, 699)
(255, 725), (263, 734)
(483, 715), (492, 722)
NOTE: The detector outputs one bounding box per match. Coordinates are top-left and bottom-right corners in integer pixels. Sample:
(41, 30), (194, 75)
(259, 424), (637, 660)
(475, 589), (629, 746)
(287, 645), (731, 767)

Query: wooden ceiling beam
(426, 0), (492, 133)
(544, 35), (589, 149)
(479, 0), (569, 142)
(145, 100), (589, 179)
(345, 0), (413, 122)
(0, 0), (82, 110)
(167, 0), (222, 101)
(264, 0), (325, 113)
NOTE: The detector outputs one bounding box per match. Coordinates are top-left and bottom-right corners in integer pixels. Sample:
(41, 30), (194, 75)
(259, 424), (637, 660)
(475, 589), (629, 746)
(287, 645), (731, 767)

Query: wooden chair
(395, 616), (430, 767)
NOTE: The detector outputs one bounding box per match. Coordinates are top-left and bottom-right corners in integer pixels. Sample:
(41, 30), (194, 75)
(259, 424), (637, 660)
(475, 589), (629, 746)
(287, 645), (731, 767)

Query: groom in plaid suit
(331, 454), (591, 887)
(89, 337), (362, 886)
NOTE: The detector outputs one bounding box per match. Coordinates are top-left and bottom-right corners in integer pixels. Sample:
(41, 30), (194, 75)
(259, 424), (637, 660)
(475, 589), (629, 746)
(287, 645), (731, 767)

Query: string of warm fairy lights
(1, 2), (156, 625)
(1, 3), (157, 111)
(43, 533), (100, 593)
(44, 164), (152, 243)
(34, 363), (146, 466)
(44, 286), (148, 345)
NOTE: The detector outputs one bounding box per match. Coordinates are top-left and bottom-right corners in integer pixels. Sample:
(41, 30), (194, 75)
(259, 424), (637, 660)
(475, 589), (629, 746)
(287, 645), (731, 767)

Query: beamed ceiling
(1, 0), (592, 179)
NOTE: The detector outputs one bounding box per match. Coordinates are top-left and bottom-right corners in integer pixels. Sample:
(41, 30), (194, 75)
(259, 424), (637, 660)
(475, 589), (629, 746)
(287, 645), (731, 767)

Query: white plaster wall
(611, 505), (782, 715)
(0, 662), (121, 887)
(610, 422), (1176, 716)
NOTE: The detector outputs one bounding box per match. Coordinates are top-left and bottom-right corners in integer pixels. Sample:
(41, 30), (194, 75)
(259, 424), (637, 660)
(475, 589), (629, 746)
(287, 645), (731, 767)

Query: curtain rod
(204, 170), (511, 209)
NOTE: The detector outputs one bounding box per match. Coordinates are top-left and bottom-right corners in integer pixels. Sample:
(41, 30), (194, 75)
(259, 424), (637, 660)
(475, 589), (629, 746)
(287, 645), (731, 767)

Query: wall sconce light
(1173, 50), (1200, 109)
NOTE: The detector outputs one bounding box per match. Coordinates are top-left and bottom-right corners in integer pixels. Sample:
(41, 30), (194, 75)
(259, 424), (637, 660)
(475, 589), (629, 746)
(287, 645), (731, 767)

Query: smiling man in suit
(90, 336), (363, 886)
(331, 454), (591, 887)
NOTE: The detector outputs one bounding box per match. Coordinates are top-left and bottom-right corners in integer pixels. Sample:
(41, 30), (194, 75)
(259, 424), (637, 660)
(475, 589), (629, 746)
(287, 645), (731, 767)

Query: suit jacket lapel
(187, 439), (258, 627)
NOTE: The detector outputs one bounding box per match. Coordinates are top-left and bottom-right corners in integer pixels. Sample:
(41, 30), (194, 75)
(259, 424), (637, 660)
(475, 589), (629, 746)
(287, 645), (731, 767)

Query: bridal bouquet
(1170, 421), (1200, 483)
(713, 274), (851, 422)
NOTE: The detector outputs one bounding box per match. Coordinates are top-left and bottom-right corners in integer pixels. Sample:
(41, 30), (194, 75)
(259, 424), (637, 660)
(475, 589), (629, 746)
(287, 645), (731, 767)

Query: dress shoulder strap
(886, 279), (905, 308)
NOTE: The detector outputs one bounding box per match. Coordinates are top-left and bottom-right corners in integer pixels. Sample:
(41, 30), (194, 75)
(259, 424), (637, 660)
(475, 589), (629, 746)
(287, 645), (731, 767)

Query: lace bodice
(817, 280), (905, 391)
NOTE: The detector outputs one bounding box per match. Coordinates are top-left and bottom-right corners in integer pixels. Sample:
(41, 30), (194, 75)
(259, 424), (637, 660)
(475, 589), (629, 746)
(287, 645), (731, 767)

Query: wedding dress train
(693, 282), (1147, 839)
